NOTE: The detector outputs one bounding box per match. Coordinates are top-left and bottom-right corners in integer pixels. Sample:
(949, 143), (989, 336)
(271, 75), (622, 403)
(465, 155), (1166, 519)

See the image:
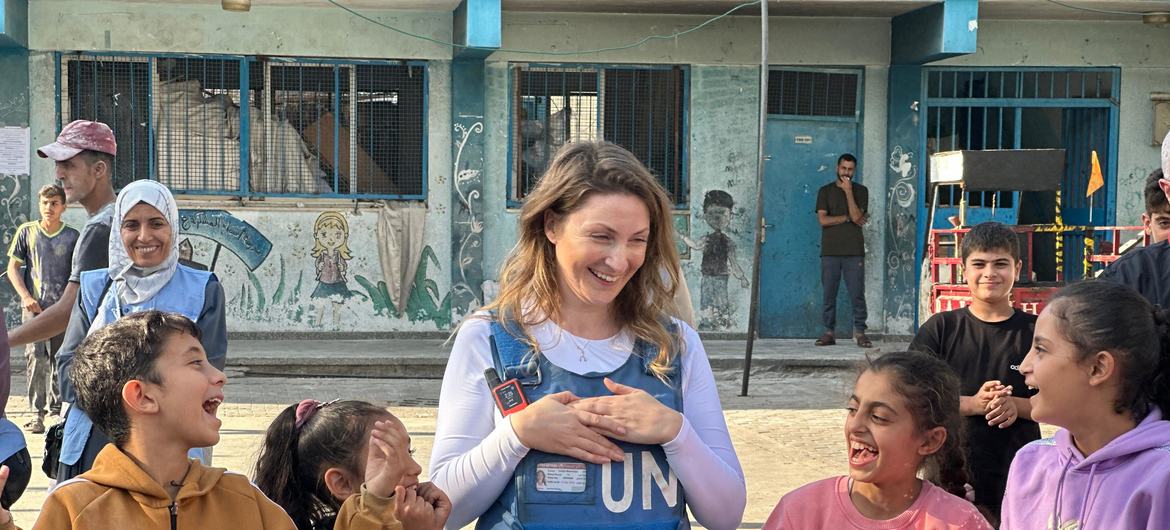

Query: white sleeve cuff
(661, 414), (695, 455)
(502, 414), (533, 460)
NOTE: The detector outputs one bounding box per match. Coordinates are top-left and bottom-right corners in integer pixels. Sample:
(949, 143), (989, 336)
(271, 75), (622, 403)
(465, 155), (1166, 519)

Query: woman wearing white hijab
(54, 180), (227, 482)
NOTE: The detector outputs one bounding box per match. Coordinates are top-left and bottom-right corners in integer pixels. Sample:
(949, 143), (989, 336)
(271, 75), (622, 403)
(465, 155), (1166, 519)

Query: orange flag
(1086, 150), (1104, 197)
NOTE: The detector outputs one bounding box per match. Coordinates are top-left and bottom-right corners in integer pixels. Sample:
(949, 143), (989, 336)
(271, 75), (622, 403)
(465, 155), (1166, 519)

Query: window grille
(927, 105), (1018, 209)
(59, 53), (426, 199)
(767, 70), (859, 118)
(62, 56), (151, 189)
(924, 68), (1118, 210)
(926, 69), (1115, 100)
(511, 65), (687, 204)
(154, 56), (260, 193)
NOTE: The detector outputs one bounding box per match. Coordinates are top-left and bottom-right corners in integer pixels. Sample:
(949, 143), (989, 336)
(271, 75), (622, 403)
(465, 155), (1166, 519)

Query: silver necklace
(567, 332), (589, 362)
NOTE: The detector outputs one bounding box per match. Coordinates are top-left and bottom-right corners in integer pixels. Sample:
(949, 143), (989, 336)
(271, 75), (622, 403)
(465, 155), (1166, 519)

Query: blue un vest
(476, 320), (688, 530)
(61, 265), (212, 466)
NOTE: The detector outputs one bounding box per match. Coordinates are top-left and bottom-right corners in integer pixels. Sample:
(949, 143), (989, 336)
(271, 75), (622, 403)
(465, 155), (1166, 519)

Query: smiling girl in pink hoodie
(1003, 281), (1170, 530)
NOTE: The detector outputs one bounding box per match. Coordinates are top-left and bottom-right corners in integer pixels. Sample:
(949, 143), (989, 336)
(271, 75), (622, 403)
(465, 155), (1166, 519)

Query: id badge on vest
(513, 443), (685, 529)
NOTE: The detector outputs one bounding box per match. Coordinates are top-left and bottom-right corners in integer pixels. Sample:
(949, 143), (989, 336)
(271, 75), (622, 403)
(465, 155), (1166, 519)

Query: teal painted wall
(0, 50), (27, 124)
(0, 45), (30, 326)
(450, 58), (487, 318)
(0, 0), (31, 326)
(1, 0), (29, 48)
(891, 0), (977, 64)
(883, 65), (922, 334)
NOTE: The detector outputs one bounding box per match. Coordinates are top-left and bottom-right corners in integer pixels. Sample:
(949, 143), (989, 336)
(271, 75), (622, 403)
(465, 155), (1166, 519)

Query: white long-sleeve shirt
(429, 314), (746, 530)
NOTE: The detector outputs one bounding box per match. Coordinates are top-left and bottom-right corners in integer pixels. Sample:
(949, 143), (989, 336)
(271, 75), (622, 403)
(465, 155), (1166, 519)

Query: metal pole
(741, 0), (768, 397)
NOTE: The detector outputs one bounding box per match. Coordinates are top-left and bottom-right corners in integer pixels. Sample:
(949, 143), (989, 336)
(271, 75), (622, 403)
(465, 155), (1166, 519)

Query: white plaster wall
(1117, 67), (1170, 222)
(861, 65), (889, 333)
(182, 204), (454, 334)
(27, 52), (55, 195)
(25, 1), (455, 333)
(937, 19), (1170, 227)
(28, 0), (451, 59)
(494, 13), (890, 66)
(685, 65), (759, 331)
(481, 61), (518, 284)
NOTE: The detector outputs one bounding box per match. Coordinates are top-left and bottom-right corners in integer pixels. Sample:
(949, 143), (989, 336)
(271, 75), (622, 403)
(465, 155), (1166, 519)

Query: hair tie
(293, 398), (341, 430)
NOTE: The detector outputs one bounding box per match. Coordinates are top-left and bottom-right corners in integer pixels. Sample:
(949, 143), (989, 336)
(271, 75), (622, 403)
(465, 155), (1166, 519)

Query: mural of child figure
(683, 190), (750, 330)
(310, 211), (356, 328)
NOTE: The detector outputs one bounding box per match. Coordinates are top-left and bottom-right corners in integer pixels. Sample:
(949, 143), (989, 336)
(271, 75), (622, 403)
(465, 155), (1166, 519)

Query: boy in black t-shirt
(910, 222), (1040, 523)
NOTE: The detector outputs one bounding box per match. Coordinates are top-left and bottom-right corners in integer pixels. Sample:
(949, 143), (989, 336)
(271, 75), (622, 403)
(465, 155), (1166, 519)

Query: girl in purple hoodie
(1003, 281), (1170, 529)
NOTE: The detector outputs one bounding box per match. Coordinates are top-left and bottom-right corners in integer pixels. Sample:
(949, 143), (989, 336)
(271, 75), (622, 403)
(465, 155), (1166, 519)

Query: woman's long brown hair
(482, 141), (683, 379)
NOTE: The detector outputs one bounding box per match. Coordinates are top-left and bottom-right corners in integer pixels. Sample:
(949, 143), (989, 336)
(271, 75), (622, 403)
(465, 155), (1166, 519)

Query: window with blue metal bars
(59, 53), (426, 199)
(767, 69), (859, 118)
(924, 69), (1117, 210)
(926, 70), (1114, 100)
(510, 65), (687, 205)
(923, 67), (1119, 283)
(926, 105), (1018, 209)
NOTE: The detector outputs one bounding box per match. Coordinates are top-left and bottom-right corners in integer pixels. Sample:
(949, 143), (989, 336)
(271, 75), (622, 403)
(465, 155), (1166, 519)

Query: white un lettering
(601, 451), (678, 513)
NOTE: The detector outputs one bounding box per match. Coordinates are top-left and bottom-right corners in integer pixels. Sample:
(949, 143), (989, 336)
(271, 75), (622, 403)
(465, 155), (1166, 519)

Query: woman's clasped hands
(510, 378), (684, 463)
(572, 378), (683, 446)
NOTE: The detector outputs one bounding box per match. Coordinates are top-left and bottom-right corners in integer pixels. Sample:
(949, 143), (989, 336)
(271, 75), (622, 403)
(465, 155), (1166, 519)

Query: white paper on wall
(0, 127), (31, 175)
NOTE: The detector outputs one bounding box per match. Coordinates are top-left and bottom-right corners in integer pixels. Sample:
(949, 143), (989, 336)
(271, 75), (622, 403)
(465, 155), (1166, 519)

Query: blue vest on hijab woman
(60, 265), (213, 466)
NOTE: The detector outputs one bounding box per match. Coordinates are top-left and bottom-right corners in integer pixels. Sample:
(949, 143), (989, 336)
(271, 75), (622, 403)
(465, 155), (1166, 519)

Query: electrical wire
(1044, 0), (1161, 17)
(325, 0), (762, 56)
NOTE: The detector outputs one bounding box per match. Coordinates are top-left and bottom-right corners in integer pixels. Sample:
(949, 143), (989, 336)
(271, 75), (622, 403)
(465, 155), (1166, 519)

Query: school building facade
(0, 0), (1167, 338)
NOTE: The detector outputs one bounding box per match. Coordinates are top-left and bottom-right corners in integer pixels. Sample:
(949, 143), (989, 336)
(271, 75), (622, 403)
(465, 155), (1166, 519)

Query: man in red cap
(8, 120), (117, 353)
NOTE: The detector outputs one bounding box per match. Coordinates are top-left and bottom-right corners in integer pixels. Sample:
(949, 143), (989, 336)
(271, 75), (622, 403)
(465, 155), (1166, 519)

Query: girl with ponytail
(763, 351), (992, 529)
(253, 400), (451, 530)
(1002, 281), (1170, 530)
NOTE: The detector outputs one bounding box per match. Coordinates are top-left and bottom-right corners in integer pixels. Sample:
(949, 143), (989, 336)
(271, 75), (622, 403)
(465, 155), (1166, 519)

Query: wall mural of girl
(311, 211), (355, 328)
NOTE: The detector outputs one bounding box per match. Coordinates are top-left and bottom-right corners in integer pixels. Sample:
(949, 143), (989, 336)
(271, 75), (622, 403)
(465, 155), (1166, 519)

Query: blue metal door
(1061, 107), (1111, 225)
(759, 117), (859, 338)
(1059, 107), (1114, 278)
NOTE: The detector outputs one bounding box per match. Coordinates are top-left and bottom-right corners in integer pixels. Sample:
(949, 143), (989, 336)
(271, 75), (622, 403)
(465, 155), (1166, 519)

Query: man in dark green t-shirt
(814, 153), (869, 347)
